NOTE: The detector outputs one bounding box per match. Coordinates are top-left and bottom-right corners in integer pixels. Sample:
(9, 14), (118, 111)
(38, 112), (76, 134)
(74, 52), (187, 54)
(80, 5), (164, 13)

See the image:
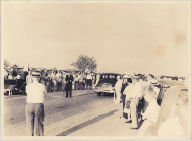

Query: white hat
(123, 74), (129, 78)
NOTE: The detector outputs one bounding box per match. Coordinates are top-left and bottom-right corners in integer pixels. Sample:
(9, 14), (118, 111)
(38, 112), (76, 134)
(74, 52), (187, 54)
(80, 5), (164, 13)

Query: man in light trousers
(114, 76), (123, 103)
(25, 77), (47, 136)
(128, 77), (143, 128)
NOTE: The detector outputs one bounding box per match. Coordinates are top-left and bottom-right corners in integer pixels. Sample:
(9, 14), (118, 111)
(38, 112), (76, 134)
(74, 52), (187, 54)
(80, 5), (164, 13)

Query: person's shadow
(57, 109), (118, 136)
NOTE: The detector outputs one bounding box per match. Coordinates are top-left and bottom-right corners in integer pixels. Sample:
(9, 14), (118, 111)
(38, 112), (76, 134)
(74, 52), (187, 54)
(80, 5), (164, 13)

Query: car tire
(22, 91), (27, 95)
(97, 92), (101, 96)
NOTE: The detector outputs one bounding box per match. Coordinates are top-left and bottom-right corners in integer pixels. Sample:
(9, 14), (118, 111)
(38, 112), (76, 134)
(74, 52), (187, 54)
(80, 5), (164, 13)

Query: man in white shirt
(123, 79), (135, 122)
(56, 72), (62, 91)
(114, 76), (123, 103)
(26, 71), (33, 84)
(74, 74), (79, 90)
(124, 77), (143, 128)
(62, 72), (66, 91)
(78, 73), (83, 90)
(25, 77), (47, 136)
(138, 93), (160, 136)
(95, 74), (100, 86)
(16, 74), (21, 79)
(4, 69), (8, 79)
(8, 73), (13, 79)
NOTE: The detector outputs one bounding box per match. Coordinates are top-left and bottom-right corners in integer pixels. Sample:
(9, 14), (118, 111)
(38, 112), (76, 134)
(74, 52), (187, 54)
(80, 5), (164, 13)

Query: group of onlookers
(4, 69), (22, 80)
(113, 73), (189, 137)
(4, 67), (99, 93)
(114, 74), (161, 129)
(40, 70), (97, 93)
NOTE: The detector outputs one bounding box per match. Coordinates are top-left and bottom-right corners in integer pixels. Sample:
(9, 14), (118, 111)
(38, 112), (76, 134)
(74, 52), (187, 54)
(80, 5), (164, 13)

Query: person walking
(65, 72), (74, 98)
(25, 77), (47, 136)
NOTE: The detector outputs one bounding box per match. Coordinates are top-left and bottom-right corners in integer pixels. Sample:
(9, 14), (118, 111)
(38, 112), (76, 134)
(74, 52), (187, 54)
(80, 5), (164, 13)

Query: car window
(100, 74), (117, 79)
(109, 75), (116, 79)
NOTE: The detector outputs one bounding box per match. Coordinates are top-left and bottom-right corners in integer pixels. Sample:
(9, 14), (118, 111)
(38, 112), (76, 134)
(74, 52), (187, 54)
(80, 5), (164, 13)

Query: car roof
(100, 73), (122, 76)
(13, 67), (23, 70)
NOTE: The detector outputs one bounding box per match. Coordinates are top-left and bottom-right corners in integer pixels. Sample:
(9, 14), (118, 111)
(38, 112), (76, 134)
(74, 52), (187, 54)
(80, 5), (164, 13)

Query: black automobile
(94, 73), (121, 96)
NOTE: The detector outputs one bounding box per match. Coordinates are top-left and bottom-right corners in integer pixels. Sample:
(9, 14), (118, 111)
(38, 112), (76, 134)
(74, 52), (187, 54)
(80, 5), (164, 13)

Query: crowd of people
(5, 66), (186, 136)
(4, 67), (99, 93)
(40, 70), (97, 92)
(114, 74), (161, 130)
(4, 68), (22, 80)
(115, 74), (190, 137)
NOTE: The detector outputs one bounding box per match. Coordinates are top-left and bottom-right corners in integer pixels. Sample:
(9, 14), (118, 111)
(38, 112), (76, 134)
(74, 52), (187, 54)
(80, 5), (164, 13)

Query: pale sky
(2, 1), (191, 75)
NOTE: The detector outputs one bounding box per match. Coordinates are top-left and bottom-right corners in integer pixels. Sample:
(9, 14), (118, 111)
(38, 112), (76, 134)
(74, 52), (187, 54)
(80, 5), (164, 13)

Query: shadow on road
(57, 109), (118, 136)
(138, 120), (144, 129)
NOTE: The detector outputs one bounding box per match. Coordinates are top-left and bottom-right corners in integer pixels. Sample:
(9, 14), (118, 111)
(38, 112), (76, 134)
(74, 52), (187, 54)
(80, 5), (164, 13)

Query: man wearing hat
(128, 76), (143, 128)
(25, 77), (47, 136)
(65, 72), (74, 98)
(120, 75), (130, 120)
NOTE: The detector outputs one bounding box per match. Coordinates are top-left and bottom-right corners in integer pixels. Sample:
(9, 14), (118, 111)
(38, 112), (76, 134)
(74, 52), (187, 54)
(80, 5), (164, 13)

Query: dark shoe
(128, 120), (132, 123)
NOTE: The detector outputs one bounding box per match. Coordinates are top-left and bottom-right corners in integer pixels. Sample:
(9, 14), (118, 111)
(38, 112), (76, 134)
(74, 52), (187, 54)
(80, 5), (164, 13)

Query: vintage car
(4, 67), (27, 96)
(94, 73), (122, 96)
(4, 78), (27, 96)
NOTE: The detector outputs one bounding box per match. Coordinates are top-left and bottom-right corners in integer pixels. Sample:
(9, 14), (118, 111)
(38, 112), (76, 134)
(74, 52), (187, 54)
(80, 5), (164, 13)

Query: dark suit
(121, 82), (129, 119)
(65, 75), (73, 98)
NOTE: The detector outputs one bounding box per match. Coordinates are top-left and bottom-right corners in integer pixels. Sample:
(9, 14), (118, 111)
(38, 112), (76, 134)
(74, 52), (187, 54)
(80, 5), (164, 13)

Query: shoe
(120, 116), (124, 120)
(124, 118), (129, 123)
(127, 120), (132, 123)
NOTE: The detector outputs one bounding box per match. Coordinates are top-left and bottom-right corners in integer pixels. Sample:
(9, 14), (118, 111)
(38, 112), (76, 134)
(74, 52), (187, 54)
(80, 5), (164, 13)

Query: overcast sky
(2, 1), (191, 75)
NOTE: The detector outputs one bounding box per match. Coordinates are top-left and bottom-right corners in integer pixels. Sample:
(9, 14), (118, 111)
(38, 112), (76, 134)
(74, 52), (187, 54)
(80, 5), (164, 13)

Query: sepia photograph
(1, 0), (192, 140)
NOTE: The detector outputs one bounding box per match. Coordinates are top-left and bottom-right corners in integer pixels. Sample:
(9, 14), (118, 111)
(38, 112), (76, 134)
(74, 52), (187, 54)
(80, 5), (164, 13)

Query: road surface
(4, 90), (115, 135)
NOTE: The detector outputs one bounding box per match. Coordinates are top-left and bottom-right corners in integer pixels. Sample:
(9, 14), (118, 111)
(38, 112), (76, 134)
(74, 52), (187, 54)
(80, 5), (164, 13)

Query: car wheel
(97, 92), (101, 96)
(22, 91), (26, 95)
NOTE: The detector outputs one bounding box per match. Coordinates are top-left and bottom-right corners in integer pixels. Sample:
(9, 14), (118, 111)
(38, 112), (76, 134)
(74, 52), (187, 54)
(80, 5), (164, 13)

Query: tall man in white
(124, 77), (143, 128)
(25, 77), (47, 136)
(114, 76), (123, 103)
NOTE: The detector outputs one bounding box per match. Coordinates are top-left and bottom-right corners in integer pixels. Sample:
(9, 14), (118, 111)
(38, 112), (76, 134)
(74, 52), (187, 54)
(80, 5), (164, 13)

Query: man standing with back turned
(25, 77), (47, 136)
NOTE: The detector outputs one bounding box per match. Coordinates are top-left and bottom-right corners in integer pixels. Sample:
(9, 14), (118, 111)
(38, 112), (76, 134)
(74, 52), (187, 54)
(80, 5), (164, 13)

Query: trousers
(26, 103), (45, 136)
(121, 94), (127, 118)
(130, 98), (139, 128)
(66, 90), (72, 98)
(116, 91), (121, 103)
